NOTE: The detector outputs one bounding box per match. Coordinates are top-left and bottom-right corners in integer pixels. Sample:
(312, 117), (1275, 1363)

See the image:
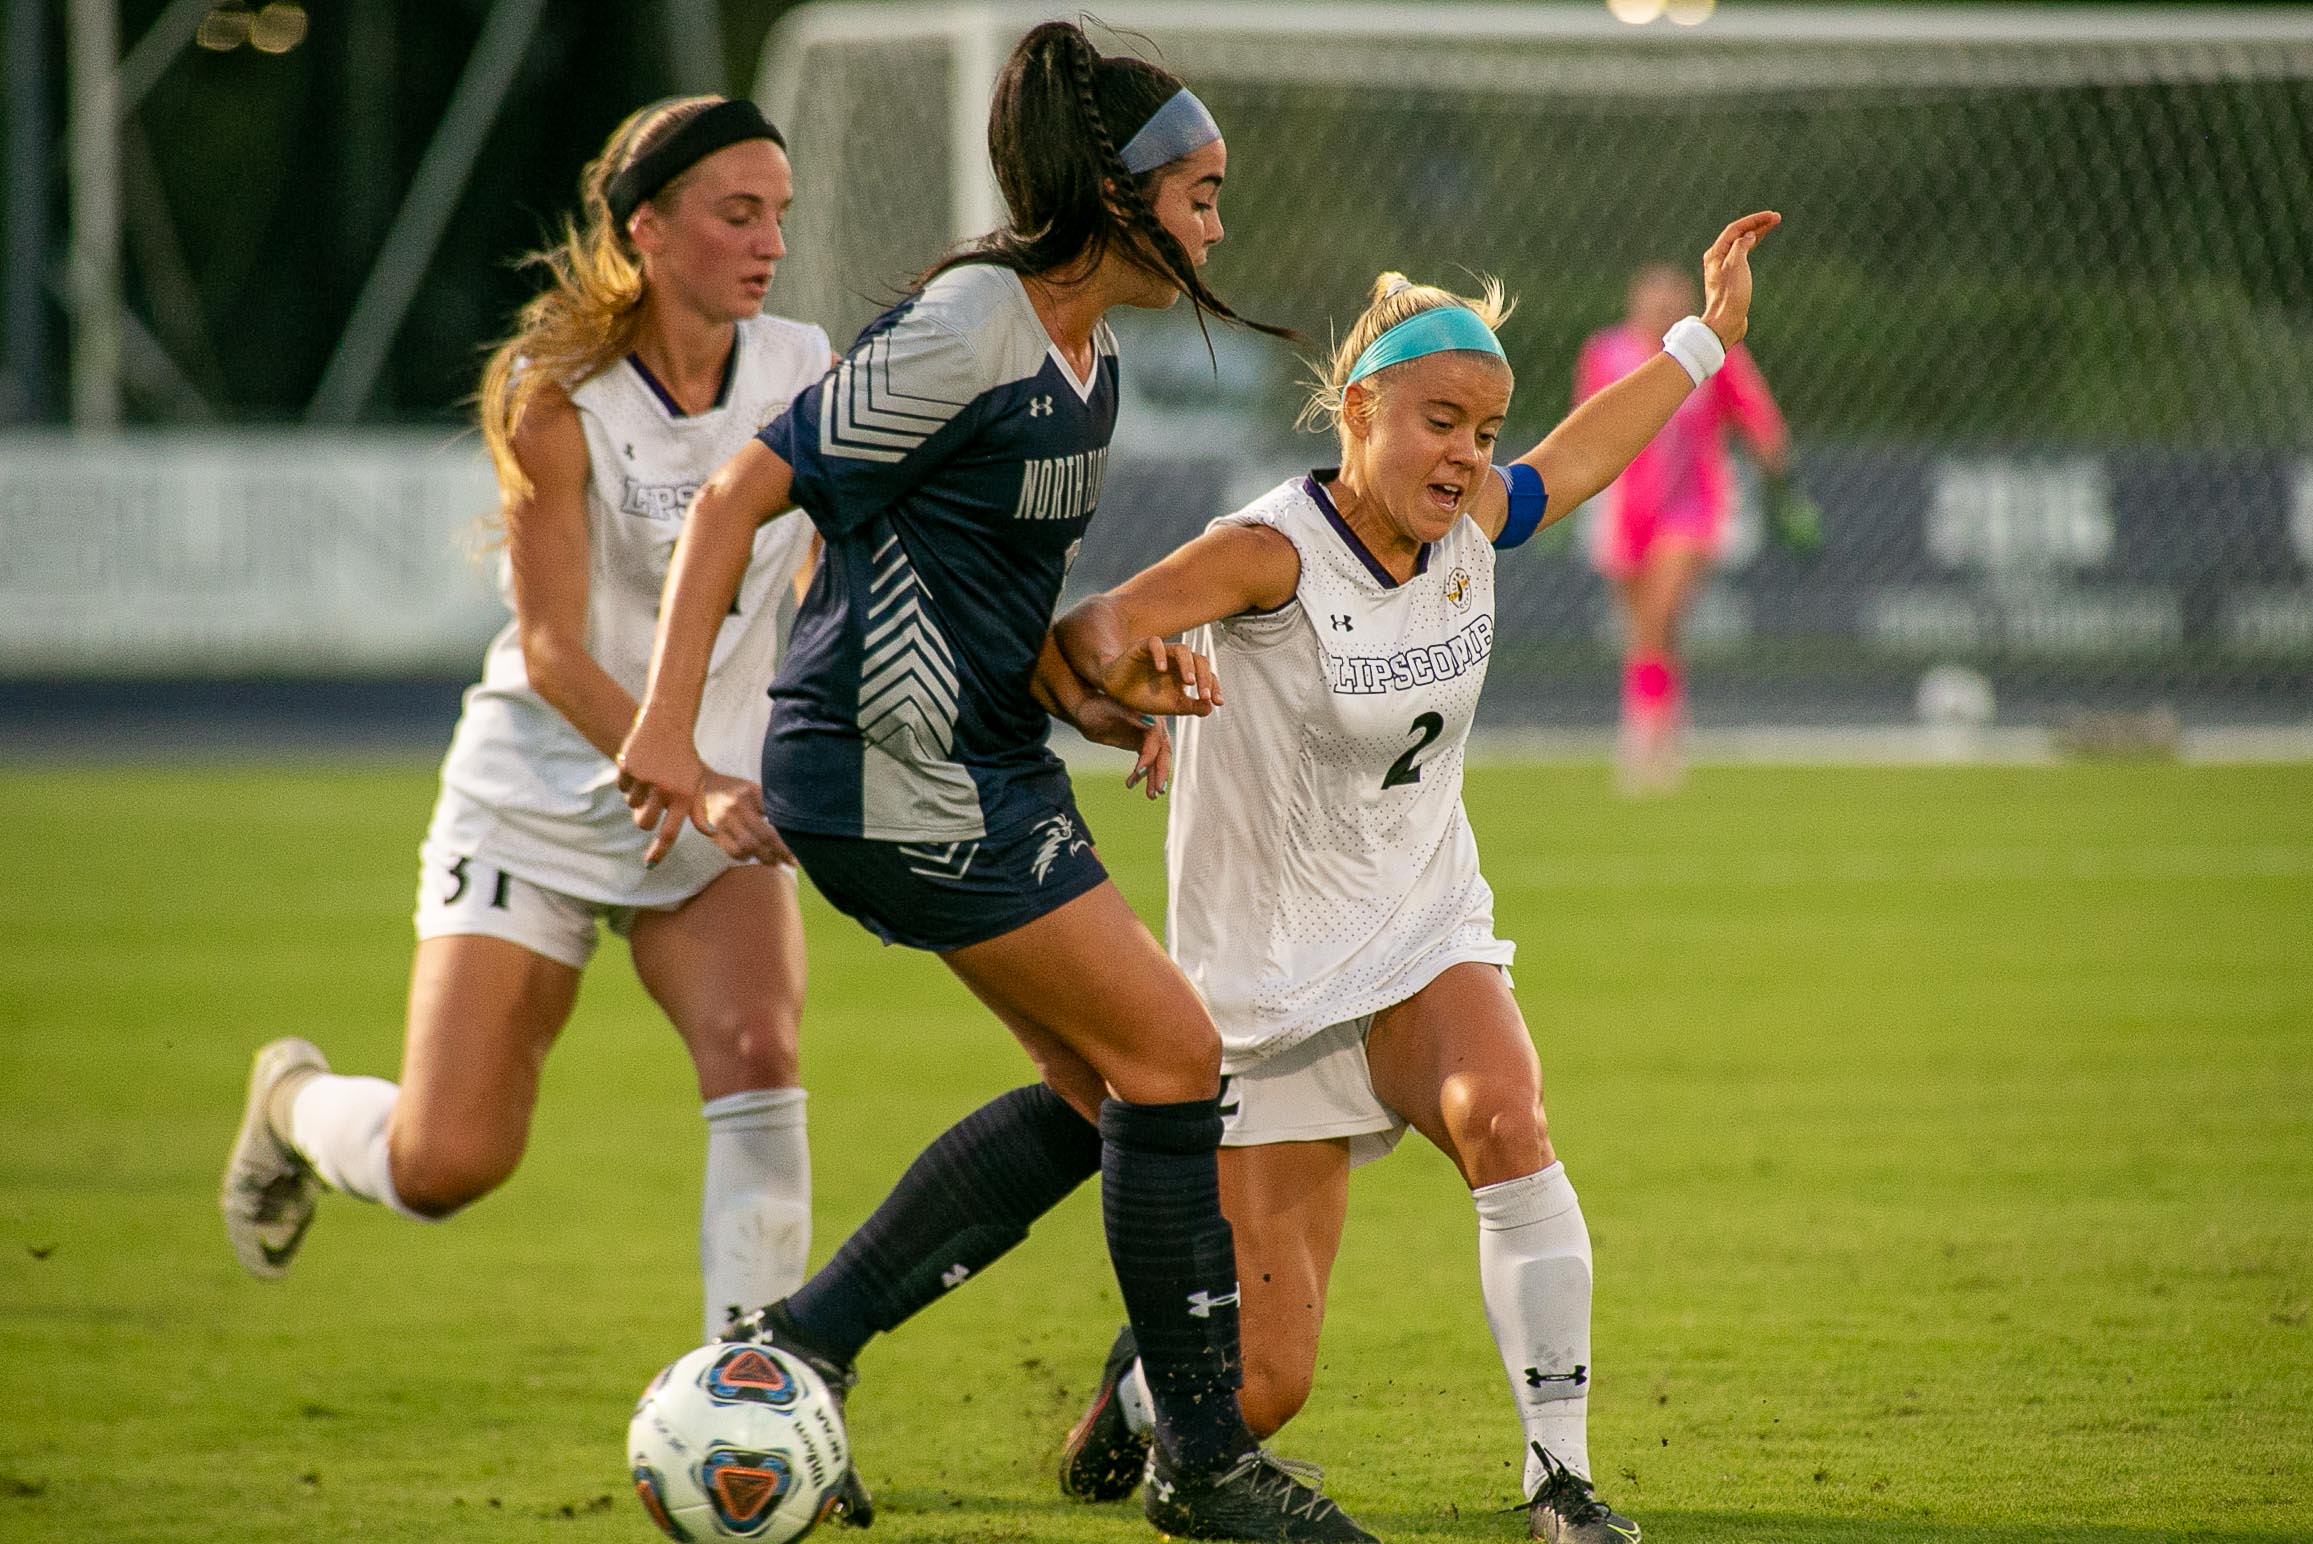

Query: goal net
(758, 3), (2313, 734)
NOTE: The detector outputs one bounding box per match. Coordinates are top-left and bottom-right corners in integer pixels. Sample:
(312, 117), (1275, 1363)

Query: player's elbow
(517, 624), (590, 711)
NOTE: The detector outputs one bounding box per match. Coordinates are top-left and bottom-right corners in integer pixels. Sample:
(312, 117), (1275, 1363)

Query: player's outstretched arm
(1053, 523), (1300, 717)
(619, 438), (798, 865)
(1507, 211), (1780, 529)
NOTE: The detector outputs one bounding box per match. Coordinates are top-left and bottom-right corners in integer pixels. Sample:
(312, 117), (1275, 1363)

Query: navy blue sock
(784, 1084), (1101, 1364)
(1099, 1097), (1253, 1474)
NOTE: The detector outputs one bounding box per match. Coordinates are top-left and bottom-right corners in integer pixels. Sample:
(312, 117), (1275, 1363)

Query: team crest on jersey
(699, 1447), (794, 1534)
(1444, 567), (1472, 609)
(1029, 812), (1090, 883)
(702, 1345), (802, 1409)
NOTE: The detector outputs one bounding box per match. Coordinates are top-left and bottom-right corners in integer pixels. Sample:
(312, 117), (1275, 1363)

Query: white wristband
(1661, 315), (1726, 386)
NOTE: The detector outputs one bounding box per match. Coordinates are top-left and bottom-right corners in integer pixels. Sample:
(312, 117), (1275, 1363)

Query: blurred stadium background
(6, 0), (2310, 757)
(5, 10), (2310, 1543)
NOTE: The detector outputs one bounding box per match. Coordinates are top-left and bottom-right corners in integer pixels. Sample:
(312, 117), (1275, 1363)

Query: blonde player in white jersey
(220, 97), (832, 1344)
(1054, 213), (1780, 1542)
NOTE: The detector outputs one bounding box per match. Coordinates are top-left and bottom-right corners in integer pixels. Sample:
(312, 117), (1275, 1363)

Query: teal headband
(1345, 305), (1505, 385)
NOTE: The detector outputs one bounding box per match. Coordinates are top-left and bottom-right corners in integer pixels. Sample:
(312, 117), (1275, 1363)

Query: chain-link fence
(762, 3), (2313, 728)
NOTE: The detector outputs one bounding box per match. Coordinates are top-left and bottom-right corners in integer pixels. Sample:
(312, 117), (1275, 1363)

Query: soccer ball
(628, 1341), (850, 1542)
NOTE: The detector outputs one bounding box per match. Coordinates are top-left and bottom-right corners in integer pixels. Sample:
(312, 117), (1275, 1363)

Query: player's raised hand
(697, 772), (795, 864)
(616, 712), (708, 866)
(1700, 210), (1780, 349)
(1102, 635), (1222, 718)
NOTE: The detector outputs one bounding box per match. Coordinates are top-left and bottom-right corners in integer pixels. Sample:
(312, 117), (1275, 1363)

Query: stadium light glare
(1605, 0), (1667, 25)
(1666, 0), (1718, 25)
(195, 6), (252, 52)
(250, 3), (309, 54)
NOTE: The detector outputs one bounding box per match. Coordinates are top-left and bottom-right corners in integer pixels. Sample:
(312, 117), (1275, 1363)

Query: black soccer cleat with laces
(723, 1301), (877, 1529)
(1523, 1443), (1640, 1544)
(1143, 1443), (1377, 1543)
(1059, 1324), (1152, 1502)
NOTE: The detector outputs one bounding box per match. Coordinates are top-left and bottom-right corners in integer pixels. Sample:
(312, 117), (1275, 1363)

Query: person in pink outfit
(1576, 263), (1790, 791)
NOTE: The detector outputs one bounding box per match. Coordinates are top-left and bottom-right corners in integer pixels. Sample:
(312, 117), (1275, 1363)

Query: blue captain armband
(1492, 462), (1548, 550)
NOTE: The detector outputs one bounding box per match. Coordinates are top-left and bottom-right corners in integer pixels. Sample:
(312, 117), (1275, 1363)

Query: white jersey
(433, 312), (829, 908)
(1167, 474), (1515, 1070)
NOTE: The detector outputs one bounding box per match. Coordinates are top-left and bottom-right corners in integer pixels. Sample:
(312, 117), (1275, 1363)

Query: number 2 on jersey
(1382, 712), (1445, 789)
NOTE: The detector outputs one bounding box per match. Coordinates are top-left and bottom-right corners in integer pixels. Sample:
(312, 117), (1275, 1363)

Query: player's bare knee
(389, 1142), (516, 1218)
(725, 1011), (802, 1088)
(1105, 1014), (1221, 1105)
(687, 1003), (801, 1092)
(1455, 1093), (1550, 1188)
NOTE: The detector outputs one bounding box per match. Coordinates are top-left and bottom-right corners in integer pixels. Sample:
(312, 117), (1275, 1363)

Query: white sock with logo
(287, 1073), (430, 1221)
(701, 1087), (811, 1342)
(1475, 1161), (1594, 1492)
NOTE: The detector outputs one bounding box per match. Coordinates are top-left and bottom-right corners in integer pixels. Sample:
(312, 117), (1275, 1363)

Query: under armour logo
(1186, 1288), (1240, 1319)
(941, 1263), (972, 1289)
(1524, 1365), (1588, 1388)
(624, 443), (635, 459)
(1027, 395), (1054, 416)
(1330, 614), (1354, 632)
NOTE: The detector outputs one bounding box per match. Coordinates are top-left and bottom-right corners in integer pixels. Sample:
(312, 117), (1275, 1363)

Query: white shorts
(413, 839), (653, 970)
(1218, 1017), (1407, 1169)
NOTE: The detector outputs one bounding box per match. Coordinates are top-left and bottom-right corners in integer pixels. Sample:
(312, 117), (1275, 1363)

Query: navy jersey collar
(1304, 470), (1430, 590)
(627, 328), (740, 418)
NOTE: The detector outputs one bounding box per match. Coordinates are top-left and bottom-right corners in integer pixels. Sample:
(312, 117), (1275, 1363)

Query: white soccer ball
(629, 1341), (850, 1543)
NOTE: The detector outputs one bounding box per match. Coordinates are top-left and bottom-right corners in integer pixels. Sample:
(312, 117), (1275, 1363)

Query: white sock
(287, 1073), (430, 1222)
(1475, 1161), (1594, 1492)
(1118, 1356), (1155, 1438)
(701, 1087), (811, 1342)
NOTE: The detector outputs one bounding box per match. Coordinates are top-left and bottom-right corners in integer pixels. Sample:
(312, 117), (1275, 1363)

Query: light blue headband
(1119, 88), (1221, 174)
(1347, 306), (1506, 385)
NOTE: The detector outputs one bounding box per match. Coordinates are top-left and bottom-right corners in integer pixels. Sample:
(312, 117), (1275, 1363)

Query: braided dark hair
(918, 21), (1290, 341)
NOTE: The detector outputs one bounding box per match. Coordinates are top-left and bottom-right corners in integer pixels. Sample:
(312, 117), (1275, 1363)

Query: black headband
(606, 99), (785, 229)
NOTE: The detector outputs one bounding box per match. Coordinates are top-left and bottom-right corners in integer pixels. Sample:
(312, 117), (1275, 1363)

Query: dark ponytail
(919, 21), (1290, 341)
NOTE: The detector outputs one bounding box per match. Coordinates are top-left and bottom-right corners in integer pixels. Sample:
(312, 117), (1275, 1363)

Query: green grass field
(2, 760), (2309, 1543)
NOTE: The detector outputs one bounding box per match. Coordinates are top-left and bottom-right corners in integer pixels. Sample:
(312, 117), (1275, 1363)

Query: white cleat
(219, 1037), (328, 1279)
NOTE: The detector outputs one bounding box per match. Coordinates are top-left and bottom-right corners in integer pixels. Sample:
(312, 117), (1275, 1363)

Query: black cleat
(1060, 1324), (1151, 1502)
(1143, 1444), (1377, 1542)
(724, 1301), (876, 1529)
(1524, 1444), (1640, 1543)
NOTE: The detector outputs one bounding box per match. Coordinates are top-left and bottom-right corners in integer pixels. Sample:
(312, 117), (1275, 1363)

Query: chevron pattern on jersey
(818, 325), (971, 465)
(858, 532), (963, 759)
(896, 840), (979, 880)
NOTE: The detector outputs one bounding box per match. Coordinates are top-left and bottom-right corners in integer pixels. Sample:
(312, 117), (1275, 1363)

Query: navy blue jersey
(755, 263), (1118, 840)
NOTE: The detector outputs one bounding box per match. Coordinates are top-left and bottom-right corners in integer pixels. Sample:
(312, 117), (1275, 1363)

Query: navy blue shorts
(783, 795), (1109, 953)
